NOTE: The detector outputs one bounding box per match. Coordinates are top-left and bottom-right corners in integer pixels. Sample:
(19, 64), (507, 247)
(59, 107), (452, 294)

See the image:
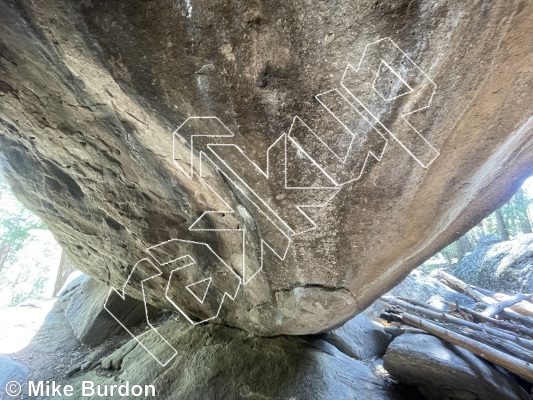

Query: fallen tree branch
(382, 325), (427, 338)
(438, 272), (492, 303)
(482, 293), (533, 317)
(382, 296), (533, 352)
(503, 309), (533, 327)
(444, 302), (533, 339)
(438, 322), (533, 363)
(492, 293), (533, 317)
(478, 304), (533, 329)
(396, 296), (446, 312)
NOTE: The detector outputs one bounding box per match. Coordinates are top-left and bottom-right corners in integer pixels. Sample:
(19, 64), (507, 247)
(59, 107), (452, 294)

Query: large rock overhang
(0, 0), (532, 335)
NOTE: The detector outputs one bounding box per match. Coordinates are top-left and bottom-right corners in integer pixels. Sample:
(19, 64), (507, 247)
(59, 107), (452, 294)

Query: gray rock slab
(59, 275), (148, 346)
(383, 333), (530, 400)
(453, 234), (533, 293)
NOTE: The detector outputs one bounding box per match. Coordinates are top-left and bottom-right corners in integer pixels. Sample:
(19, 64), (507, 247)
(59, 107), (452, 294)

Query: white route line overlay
(153, 239), (242, 325)
(104, 36), (439, 367)
(104, 258), (178, 367)
(341, 37), (439, 168)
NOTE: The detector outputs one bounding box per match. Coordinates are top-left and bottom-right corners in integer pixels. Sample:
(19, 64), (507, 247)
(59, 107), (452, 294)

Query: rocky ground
(2, 278), (407, 399)
(2, 256), (532, 399)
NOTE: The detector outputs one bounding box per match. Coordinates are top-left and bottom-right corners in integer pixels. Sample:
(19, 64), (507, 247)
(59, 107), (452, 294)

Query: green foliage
(0, 176), (46, 261)
(418, 263), (443, 273)
(0, 174), (58, 307)
(9, 275), (49, 306)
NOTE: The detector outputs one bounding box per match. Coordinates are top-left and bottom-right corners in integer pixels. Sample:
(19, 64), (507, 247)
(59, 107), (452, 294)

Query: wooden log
(439, 322), (533, 364)
(445, 302), (533, 339)
(482, 293), (533, 317)
(477, 303), (533, 329)
(396, 297), (446, 312)
(439, 271), (533, 316)
(493, 293), (533, 317)
(501, 309), (533, 328)
(382, 296), (533, 352)
(438, 272), (492, 303)
(382, 325), (427, 338)
(400, 312), (533, 383)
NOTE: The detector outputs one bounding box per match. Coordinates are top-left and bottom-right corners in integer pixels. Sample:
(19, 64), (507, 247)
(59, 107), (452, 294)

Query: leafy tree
(0, 175), (46, 270)
(0, 175), (56, 307)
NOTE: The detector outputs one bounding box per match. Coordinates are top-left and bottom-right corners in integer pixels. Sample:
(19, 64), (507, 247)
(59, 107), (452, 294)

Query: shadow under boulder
(59, 275), (151, 346)
(57, 316), (402, 400)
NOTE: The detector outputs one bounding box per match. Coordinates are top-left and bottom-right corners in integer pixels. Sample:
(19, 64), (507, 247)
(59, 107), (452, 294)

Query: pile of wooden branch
(381, 271), (533, 383)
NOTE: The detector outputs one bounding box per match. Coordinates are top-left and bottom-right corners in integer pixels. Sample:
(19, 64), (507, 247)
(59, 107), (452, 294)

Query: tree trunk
(477, 220), (487, 235)
(515, 189), (532, 234)
(495, 210), (510, 241)
(0, 245), (10, 272)
(456, 235), (472, 261)
(520, 217), (532, 234)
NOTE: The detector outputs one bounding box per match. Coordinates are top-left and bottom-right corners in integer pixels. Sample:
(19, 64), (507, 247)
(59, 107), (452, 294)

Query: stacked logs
(381, 272), (533, 383)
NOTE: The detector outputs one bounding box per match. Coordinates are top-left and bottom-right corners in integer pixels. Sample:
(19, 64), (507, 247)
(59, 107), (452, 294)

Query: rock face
(1, 0), (533, 335)
(6, 299), (406, 399)
(317, 313), (391, 360)
(0, 355), (28, 393)
(63, 318), (403, 400)
(383, 333), (530, 400)
(389, 270), (476, 309)
(453, 234), (533, 293)
(59, 275), (150, 346)
(28, 302), (80, 354)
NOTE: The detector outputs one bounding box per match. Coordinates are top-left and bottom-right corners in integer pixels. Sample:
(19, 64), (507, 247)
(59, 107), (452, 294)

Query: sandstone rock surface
(1, 0), (533, 334)
(453, 234), (533, 294)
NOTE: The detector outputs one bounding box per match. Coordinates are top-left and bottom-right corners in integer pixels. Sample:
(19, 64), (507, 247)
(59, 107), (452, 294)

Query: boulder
(0, 355), (28, 394)
(389, 271), (475, 309)
(59, 275), (149, 346)
(364, 270), (475, 320)
(28, 301), (80, 354)
(383, 333), (530, 400)
(317, 313), (391, 360)
(1, 0), (533, 335)
(452, 234), (533, 293)
(63, 318), (404, 400)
